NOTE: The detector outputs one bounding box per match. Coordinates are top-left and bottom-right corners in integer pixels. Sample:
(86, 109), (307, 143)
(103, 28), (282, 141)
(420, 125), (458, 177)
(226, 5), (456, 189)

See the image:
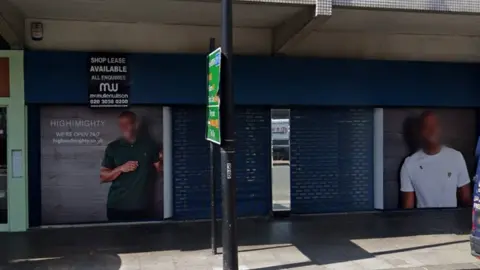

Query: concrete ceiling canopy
(4, 0), (480, 61)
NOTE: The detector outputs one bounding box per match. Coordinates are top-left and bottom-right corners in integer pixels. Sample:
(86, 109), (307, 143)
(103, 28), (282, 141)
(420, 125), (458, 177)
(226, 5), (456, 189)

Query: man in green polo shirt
(100, 111), (162, 222)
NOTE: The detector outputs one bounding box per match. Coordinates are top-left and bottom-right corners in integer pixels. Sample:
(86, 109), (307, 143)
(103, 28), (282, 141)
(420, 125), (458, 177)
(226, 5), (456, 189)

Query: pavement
(272, 164), (291, 211)
(0, 209), (479, 270)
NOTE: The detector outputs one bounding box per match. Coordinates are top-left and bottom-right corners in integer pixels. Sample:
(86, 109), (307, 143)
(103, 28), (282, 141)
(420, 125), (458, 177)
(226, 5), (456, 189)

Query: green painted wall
(0, 51), (27, 232)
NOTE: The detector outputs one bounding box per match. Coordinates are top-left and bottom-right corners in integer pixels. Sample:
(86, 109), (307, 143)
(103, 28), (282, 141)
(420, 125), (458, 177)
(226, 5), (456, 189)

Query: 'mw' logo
(99, 83), (118, 92)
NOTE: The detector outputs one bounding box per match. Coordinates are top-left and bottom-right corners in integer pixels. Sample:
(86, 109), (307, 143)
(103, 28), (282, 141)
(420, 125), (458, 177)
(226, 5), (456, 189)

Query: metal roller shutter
(290, 108), (374, 214)
(172, 106), (271, 220)
(172, 107), (210, 219)
(235, 107), (271, 217)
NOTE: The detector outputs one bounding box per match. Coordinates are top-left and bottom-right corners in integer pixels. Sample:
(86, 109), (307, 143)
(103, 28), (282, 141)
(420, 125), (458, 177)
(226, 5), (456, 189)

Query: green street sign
(206, 47), (222, 144)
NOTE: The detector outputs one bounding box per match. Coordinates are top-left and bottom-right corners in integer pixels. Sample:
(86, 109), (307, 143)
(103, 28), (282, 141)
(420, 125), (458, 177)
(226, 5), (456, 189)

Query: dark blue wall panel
(172, 106), (271, 220)
(130, 54), (205, 104)
(25, 52), (206, 105)
(26, 52), (87, 103)
(27, 105), (41, 227)
(290, 108), (374, 214)
(25, 51), (480, 107)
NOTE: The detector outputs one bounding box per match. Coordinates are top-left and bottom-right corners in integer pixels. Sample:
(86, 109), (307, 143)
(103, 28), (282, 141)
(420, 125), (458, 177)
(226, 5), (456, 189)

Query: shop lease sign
(88, 53), (130, 108)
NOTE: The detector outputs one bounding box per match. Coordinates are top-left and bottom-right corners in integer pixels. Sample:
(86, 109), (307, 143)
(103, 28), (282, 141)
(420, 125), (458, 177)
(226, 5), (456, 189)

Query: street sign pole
(206, 44), (221, 256)
(208, 37), (218, 256)
(220, 0), (238, 268)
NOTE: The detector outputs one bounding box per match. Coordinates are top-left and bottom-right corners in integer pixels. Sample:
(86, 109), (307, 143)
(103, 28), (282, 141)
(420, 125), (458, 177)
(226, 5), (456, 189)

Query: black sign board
(88, 53), (130, 108)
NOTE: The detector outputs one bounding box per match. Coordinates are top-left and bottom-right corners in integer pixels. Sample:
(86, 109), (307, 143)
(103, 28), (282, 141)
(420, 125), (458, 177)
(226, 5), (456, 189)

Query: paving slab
(0, 209), (477, 270)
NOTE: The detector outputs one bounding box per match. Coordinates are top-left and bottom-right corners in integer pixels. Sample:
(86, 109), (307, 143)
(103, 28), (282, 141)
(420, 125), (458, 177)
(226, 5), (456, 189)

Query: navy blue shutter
(172, 106), (271, 220)
(235, 107), (271, 216)
(172, 107), (210, 219)
(290, 108), (374, 214)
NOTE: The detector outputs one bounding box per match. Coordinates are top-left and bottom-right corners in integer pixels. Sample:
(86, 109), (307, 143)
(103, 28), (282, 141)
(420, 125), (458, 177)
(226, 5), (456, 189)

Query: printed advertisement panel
(88, 53), (129, 108)
(383, 108), (476, 209)
(40, 106), (163, 224)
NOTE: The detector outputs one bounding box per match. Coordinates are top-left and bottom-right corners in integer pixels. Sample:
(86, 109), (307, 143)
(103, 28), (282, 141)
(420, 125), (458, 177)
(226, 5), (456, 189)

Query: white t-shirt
(400, 146), (470, 208)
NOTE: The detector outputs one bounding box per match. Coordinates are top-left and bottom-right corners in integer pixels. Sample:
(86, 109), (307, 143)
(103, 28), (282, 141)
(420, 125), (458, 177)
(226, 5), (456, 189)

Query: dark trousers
(107, 208), (150, 222)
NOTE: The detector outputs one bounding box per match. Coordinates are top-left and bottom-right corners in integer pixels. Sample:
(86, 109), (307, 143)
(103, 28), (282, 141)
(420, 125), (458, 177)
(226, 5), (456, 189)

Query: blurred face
(420, 114), (441, 148)
(118, 116), (137, 139)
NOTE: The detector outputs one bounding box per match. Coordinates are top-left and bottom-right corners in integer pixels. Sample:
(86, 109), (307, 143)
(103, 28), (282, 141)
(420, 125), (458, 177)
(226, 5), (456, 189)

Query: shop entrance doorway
(271, 109), (291, 215)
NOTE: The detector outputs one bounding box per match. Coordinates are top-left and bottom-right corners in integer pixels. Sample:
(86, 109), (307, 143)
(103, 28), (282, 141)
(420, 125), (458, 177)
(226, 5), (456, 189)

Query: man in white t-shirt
(400, 111), (472, 209)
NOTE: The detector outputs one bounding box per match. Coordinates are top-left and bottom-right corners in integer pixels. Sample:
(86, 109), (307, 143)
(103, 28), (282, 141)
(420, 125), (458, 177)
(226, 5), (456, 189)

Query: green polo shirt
(102, 137), (160, 211)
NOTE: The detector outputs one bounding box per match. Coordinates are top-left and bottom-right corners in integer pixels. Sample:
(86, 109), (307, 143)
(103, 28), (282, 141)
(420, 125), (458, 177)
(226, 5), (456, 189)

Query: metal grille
(236, 0), (315, 4)
(212, 0), (480, 13)
(333, 0), (480, 13)
(235, 107), (272, 217)
(316, 0), (332, 16)
(172, 107), (210, 220)
(290, 108), (374, 214)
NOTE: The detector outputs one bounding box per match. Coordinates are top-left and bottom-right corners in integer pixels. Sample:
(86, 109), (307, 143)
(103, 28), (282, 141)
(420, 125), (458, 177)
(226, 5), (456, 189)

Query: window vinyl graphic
(40, 106), (164, 225)
(383, 108), (475, 210)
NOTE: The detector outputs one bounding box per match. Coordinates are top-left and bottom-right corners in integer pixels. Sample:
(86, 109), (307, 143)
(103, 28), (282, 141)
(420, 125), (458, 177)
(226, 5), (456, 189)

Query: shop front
(25, 52), (274, 227)
(0, 50), (27, 232)
(24, 51), (480, 228)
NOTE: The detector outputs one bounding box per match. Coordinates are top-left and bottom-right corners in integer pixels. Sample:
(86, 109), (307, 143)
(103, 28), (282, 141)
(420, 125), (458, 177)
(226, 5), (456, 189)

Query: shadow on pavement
(3, 254), (122, 270)
(0, 208), (472, 269)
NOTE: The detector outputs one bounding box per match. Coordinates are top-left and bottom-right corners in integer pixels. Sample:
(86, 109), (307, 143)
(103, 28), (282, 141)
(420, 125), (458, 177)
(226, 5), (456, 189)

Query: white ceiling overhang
(7, 0), (480, 62)
(288, 8), (480, 62)
(11, 0), (304, 27)
(0, 0), (25, 49)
